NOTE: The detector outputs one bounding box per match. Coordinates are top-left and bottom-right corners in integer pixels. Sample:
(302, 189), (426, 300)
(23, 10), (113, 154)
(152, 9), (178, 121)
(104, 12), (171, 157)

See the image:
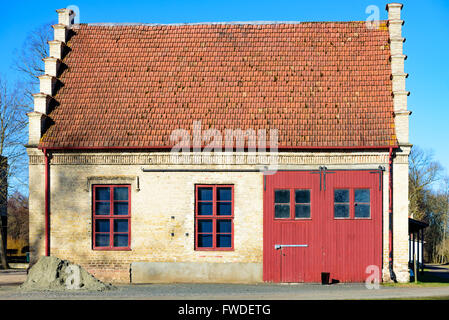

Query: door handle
(275, 244), (308, 250)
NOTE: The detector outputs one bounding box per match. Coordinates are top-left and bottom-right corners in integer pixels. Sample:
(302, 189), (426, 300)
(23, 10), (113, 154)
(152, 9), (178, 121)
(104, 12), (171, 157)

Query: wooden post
(414, 252), (418, 283)
(421, 228), (424, 273)
(412, 232), (415, 272)
(409, 232), (411, 265)
(0, 217), (8, 269)
(416, 230), (421, 272)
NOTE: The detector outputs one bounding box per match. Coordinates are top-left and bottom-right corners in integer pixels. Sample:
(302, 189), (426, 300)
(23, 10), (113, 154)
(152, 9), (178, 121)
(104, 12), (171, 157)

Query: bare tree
(409, 146), (443, 220)
(0, 22), (55, 268)
(0, 77), (29, 190)
(0, 76), (29, 269)
(7, 192), (29, 242)
(408, 147), (449, 263)
(10, 23), (54, 193)
(437, 177), (449, 263)
(425, 191), (448, 263)
(14, 22), (53, 106)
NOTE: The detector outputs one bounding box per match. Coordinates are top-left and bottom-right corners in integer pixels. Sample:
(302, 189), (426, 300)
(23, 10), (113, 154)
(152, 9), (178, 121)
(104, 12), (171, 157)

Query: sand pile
(20, 256), (115, 291)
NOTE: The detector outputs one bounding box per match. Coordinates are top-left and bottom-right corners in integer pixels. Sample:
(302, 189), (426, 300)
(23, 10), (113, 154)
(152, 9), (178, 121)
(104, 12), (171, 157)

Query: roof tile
(40, 22), (396, 148)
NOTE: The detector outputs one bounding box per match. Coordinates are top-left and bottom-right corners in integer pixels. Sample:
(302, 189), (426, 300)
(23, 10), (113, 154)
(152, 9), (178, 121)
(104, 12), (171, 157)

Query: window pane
(95, 219), (110, 232)
(217, 187), (232, 201)
(295, 190), (310, 203)
(295, 204), (311, 218)
(198, 234), (213, 247)
(198, 202), (213, 215)
(113, 234), (128, 247)
(355, 204), (370, 218)
(334, 204), (349, 218)
(216, 220), (232, 233)
(114, 202), (129, 215)
(198, 220), (212, 233)
(198, 187), (213, 201)
(275, 190), (290, 203)
(355, 189), (370, 203)
(113, 219), (128, 233)
(95, 202), (110, 215)
(275, 204), (290, 218)
(217, 234), (232, 248)
(114, 187), (129, 201)
(217, 202), (232, 216)
(95, 234), (109, 247)
(95, 187), (110, 201)
(334, 189), (349, 203)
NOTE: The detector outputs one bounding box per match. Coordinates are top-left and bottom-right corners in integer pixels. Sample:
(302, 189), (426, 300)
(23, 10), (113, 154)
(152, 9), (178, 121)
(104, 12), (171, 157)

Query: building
(409, 218), (427, 273)
(27, 3), (411, 283)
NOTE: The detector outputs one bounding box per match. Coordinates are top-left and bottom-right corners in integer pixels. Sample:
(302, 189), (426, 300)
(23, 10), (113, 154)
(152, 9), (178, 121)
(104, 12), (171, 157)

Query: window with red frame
(333, 188), (371, 219)
(274, 189), (311, 219)
(195, 185), (233, 250)
(93, 185), (130, 250)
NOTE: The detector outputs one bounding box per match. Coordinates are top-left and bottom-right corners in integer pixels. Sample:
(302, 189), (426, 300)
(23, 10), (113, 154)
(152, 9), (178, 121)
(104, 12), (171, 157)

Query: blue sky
(0, 0), (448, 186)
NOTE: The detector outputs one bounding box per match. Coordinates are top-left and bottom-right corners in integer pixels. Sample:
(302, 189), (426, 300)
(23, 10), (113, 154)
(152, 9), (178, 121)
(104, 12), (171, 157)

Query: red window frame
(195, 184), (234, 251)
(294, 189), (311, 219)
(333, 188), (351, 219)
(333, 188), (372, 220)
(92, 185), (131, 250)
(273, 188), (312, 220)
(354, 188), (371, 219)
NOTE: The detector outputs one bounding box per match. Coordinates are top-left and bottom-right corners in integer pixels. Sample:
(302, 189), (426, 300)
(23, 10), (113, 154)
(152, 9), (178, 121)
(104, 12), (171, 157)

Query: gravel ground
(1, 268), (449, 300)
(1, 281), (449, 300)
(0, 269), (27, 287)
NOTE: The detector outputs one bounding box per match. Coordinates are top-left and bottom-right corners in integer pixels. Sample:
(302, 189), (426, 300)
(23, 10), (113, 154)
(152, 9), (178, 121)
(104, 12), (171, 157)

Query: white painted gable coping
(27, 111), (47, 146)
(52, 24), (68, 43)
(386, 2), (409, 145)
(56, 8), (74, 27)
(43, 57), (61, 78)
(48, 40), (65, 60)
(32, 93), (52, 115)
(38, 75), (56, 96)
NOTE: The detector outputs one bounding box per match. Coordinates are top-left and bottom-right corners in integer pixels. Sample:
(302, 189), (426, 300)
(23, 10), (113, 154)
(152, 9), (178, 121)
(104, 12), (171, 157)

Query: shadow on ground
(416, 264), (449, 283)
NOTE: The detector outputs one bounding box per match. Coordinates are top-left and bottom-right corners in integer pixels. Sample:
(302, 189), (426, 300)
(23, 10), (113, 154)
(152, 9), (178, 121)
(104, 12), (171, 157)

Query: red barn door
(263, 170), (382, 283)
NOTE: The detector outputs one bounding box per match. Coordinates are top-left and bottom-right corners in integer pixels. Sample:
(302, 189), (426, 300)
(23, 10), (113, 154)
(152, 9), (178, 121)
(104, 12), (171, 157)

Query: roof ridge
(74, 20), (387, 28)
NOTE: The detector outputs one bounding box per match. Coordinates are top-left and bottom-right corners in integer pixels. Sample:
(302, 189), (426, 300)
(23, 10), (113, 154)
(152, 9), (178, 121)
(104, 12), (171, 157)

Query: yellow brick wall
(29, 151), (264, 282)
(28, 149), (410, 283)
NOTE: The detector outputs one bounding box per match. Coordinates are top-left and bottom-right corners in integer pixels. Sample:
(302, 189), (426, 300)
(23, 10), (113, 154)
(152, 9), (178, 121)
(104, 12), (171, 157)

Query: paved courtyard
(1, 268), (449, 300)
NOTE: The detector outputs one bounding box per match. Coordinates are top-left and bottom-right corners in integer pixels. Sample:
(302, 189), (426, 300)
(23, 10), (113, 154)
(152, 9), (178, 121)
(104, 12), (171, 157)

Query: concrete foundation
(131, 262), (263, 283)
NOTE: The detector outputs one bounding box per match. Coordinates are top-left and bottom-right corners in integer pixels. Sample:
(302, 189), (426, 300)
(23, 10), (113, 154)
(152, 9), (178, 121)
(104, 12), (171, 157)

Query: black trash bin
(321, 272), (330, 285)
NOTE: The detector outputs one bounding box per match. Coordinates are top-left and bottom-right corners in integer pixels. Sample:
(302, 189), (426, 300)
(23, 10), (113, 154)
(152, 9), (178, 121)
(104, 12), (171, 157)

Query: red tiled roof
(39, 21), (397, 149)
